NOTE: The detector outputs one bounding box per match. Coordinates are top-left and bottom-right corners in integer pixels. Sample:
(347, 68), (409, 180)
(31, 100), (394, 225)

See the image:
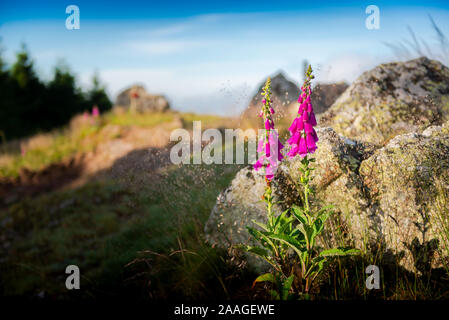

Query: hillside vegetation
(0, 108), (249, 299)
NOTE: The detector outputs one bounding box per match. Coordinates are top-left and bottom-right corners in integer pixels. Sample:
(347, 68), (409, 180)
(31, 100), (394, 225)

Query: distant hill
(241, 71), (347, 128)
(242, 72), (300, 119)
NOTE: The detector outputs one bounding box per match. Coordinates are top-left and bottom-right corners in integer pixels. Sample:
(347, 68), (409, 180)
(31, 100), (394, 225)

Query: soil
(0, 125), (176, 207)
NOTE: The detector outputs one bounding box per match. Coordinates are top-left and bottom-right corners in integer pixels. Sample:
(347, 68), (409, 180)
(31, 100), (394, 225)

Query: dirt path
(0, 124), (177, 206)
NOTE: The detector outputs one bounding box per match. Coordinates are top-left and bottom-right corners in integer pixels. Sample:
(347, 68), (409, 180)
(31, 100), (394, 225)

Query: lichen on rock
(321, 57), (449, 145)
(205, 122), (449, 273)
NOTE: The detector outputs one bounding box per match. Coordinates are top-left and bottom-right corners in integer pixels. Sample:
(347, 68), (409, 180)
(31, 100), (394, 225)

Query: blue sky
(1, 1), (449, 115)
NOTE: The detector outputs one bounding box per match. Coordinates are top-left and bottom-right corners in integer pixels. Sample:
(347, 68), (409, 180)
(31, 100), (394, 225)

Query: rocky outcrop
(286, 82), (348, 123)
(321, 57), (449, 145)
(115, 85), (170, 113)
(357, 123), (449, 272)
(243, 73), (347, 122)
(241, 72), (300, 121)
(306, 82), (349, 115)
(204, 122), (449, 272)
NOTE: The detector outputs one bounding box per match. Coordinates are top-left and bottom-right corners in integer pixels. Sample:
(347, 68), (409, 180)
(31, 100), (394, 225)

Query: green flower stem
(299, 154), (315, 294)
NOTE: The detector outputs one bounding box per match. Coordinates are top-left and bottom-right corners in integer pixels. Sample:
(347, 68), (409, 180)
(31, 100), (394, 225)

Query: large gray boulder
(321, 57), (449, 145)
(357, 122), (449, 272)
(204, 123), (449, 272)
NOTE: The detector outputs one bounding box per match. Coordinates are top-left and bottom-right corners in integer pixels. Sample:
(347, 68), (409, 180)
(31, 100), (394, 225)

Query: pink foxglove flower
(287, 65), (318, 158)
(92, 105), (100, 117)
(253, 77), (284, 180)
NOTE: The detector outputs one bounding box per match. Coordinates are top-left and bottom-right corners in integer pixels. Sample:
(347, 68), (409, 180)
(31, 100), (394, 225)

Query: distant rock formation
(309, 82), (349, 114)
(251, 72), (300, 108)
(241, 72), (300, 119)
(321, 57), (449, 145)
(242, 72), (347, 121)
(115, 85), (170, 113)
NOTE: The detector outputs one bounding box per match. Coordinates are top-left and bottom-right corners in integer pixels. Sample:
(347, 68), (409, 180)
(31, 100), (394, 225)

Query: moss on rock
(205, 123), (449, 272)
(321, 57), (449, 145)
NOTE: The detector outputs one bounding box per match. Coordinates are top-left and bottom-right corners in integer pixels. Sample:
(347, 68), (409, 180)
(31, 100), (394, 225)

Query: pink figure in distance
(92, 105), (100, 117)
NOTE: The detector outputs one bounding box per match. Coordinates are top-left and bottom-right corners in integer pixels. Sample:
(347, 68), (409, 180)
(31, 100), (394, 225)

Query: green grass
(2, 157), (449, 300)
(0, 110), (236, 179)
(2, 108), (449, 300)
(103, 111), (176, 127)
(180, 112), (236, 130)
(104, 110), (234, 129)
(0, 162), (245, 300)
(0, 125), (100, 178)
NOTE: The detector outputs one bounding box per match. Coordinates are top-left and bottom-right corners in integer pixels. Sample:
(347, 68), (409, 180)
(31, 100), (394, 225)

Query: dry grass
(0, 109), (237, 179)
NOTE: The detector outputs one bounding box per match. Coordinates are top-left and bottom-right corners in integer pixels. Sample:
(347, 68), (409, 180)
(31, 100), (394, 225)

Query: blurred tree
(10, 44), (39, 89)
(6, 44), (45, 138)
(40, 61), (87, 130)
(85, 72), (112, 112)
(0, 39), (6, 71)
(0, 39), (15, 142)
(0, 44), (113, 140)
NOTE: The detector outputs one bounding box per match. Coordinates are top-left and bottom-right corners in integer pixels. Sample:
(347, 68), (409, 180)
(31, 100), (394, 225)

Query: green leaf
(269, 290), (280, 300)
(291, 206), (307, 225)
(246, 227), (276, 251)
(297, 223), (315, 248)
(305, 256), (326, 278)
(313, 217), (324, 235)
(290, 228), (301, 238)
(269, 233), (306, 260)
(232, 244), (246, 250)
(316, 205), (333, 222)
(342, 248), (360, 255)
(292, 204), (305, 214)
(311, 256), (325, 268)
(273, 210), (289, 229)
(281, 275), (295, 300)
(277, 216), (294, 234)
(251, 220), (269, 232)
(253, 273), (276, 286)
(246, 246), (269, 258)
(319, 248), (360, 257)
(243, 245), (279, 269)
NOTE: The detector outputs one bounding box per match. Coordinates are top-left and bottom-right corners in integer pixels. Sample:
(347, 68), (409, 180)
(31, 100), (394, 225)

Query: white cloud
(90, 53), (391, 116)
(138, 13), (229, 38)
(82, 64), (265, 116)
(80, 52), (394, 117)
(149, 24), (190, 37)
(315, 53), (386, 84)
(125, 40), (203, 55)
